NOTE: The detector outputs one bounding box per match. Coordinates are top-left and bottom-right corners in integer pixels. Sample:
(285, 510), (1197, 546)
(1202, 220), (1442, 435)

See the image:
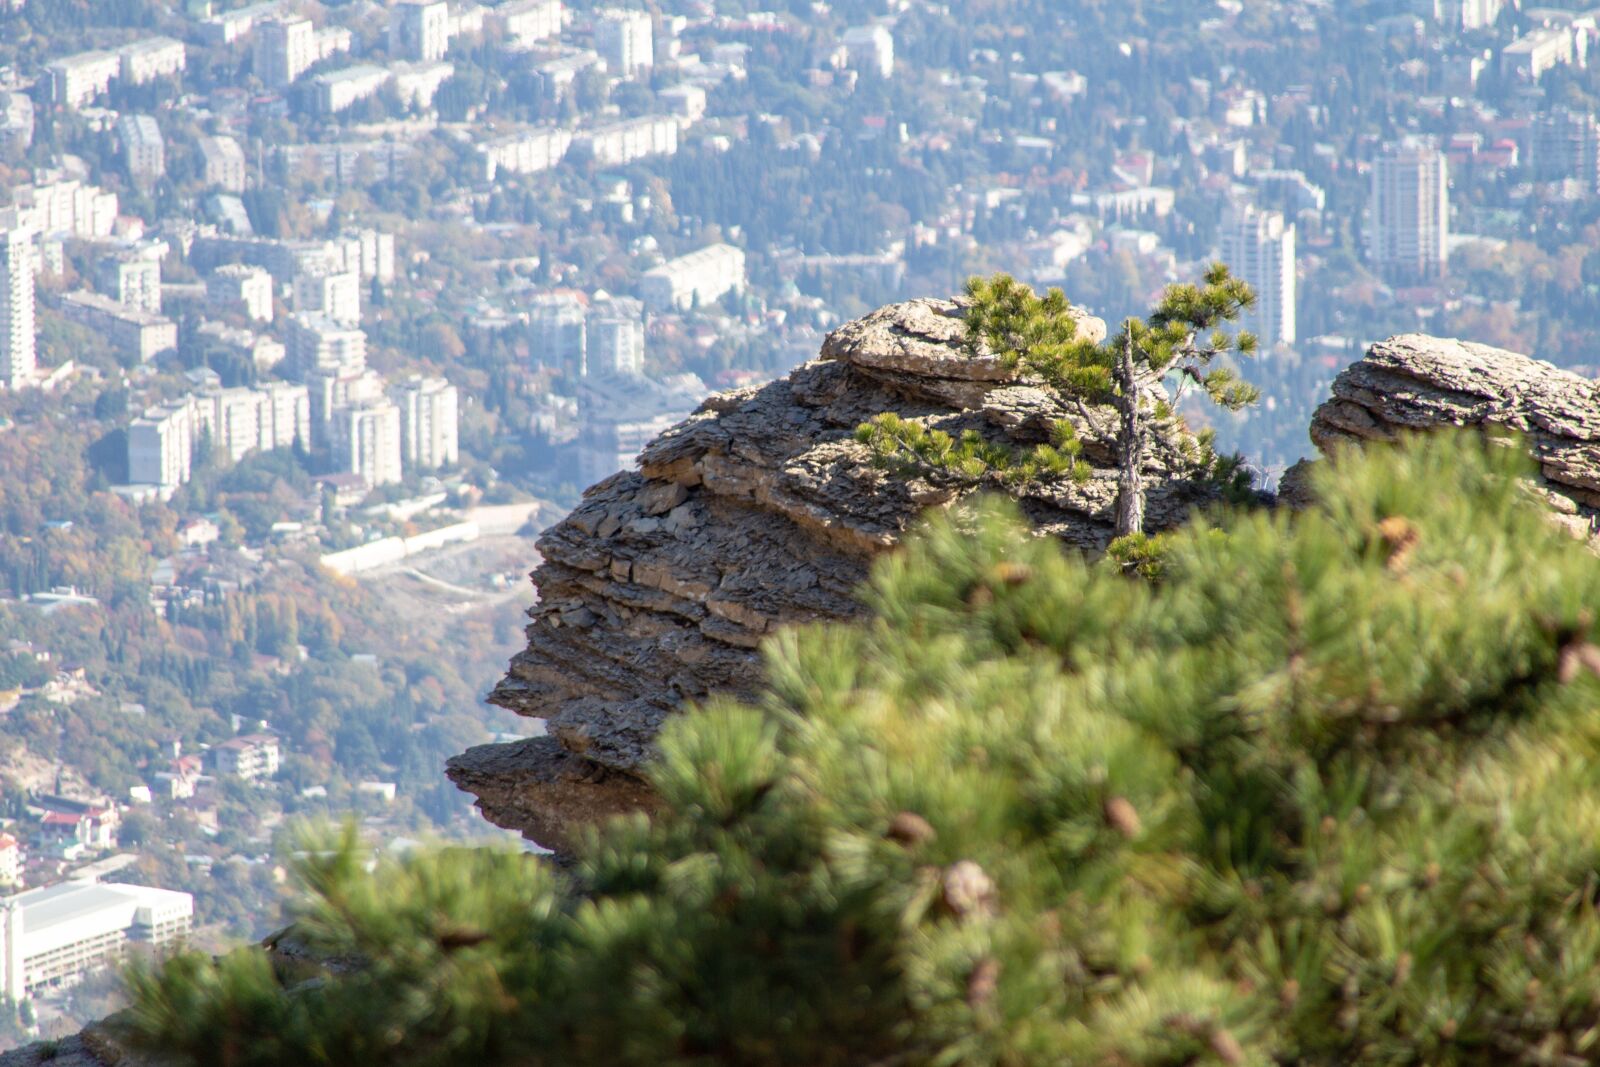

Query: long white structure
(1218, 204), (1295, 350)
(495, 0), (562, 46)
(118, 37), (186, 85)
(0, 882), (193, 1003)
(575, 115), (677, 166)
(640, 244), (746, 313)
(478, 127), (573, 180)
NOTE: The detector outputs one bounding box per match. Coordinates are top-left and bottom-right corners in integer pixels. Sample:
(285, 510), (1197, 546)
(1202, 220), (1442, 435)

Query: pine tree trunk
(1114, 330), (1145, 538)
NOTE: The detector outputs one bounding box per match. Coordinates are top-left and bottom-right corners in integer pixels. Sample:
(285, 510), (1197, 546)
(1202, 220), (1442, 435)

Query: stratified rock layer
(1303, 334), (1600, 535)
(450, 298), (1230, 849)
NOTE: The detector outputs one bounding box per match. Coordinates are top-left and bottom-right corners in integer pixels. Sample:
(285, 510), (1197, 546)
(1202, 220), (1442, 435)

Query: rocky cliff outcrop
(448, 298), (1235, 850)
(1289, 334), (1600, 539)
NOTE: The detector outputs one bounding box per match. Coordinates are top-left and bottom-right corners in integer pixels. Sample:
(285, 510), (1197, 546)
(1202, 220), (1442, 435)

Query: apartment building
(198, 134), (248, 193)
(0, 835), (19, 889)
(285, 313), (366, 377)
(0, 882), (193, 1003)
(117, 114), (166, 184)
(392, 60), (455, 110)
(254, 16), (315, 88)
(587, 299), (645, 376)
(1218, 204), (1296, 349)
(344, 228), (396, 284)
(528, 293), (588, 373)
(96, 254), (162, 315)
(594, 9), (653, 77)
(310, 65), (391, 114)
(305, 366), (384, 446)
(331, 399), (404, 486)
(640, 244), (746, 312)
(60, 291), (177, 362)
(11, 178), (118, 240)
(478, 127), (573, 180)
(212, 734), (281, 779)
(207, 263), (274, 322)
(390, 0), (451, 61)
(495, 0), (562, 46)
(0, 223), (35, 390)
(1366, 145), (1450, 282)
(391, 375), (459, 470)
(127, 401), (194, 489)
(575, 115), (678, 166)
(293, 268), (361, 326)
(843, 24), (894, 79)
(118, 37), (186, 84)
(46, 51), (121, 108)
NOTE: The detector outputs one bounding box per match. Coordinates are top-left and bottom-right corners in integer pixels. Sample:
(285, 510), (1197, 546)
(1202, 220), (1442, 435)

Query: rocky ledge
(448, 298), (1233, 850)
(1286, 334), (1600, 538)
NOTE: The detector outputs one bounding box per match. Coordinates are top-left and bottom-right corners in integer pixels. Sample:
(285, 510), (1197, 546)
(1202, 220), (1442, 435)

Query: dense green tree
(120, 432), (1600, 1065)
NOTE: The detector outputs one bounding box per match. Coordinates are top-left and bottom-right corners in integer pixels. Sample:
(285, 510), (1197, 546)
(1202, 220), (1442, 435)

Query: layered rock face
(449, 298), (1232, 849)
(1296, 334), (1600, 535)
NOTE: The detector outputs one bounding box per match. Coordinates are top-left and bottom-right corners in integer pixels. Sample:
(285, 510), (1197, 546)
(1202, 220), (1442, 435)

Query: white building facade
(640, 244), (746, 312)
(1218, 204), (1296, 350)
(594, 9), (653, 77)
(0, 223), (36, 389)
(391, 376), (460, 469)
(1367, 146), (1449, 282)
(0, 882), (193, 1003)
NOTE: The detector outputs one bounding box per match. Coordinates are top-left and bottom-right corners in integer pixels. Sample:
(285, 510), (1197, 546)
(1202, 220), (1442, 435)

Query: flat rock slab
(453, 298), (1220, 850)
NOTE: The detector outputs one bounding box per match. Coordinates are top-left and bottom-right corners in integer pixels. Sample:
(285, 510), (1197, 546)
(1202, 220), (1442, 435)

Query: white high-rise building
(391, 375), (459, 469)
(256, 381), (312, 450)
(1218, 204), (1296, 350)
(293, 269), (360, 326)
(587, 300), (645, 376)
(0, 224), (36, 389)
(128, 401), (194, 488)
(594, 10), (653, 77)
(285, 313), (366, 378)
(528, 293), (588, 373)
(97, 254), (162, 315)
(1367, 146), (1449, 282)
(332, 399), (404, 487)
(254, 16), (316, 89)
(391, 0), (451, 61)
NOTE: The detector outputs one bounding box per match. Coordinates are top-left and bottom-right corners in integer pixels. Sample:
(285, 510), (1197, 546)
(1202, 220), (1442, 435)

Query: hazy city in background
(0, 0), (1593, 1048)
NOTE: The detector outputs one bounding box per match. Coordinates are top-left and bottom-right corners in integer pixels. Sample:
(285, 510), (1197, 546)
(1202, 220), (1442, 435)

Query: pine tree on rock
(864, 269), (1259, 536)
